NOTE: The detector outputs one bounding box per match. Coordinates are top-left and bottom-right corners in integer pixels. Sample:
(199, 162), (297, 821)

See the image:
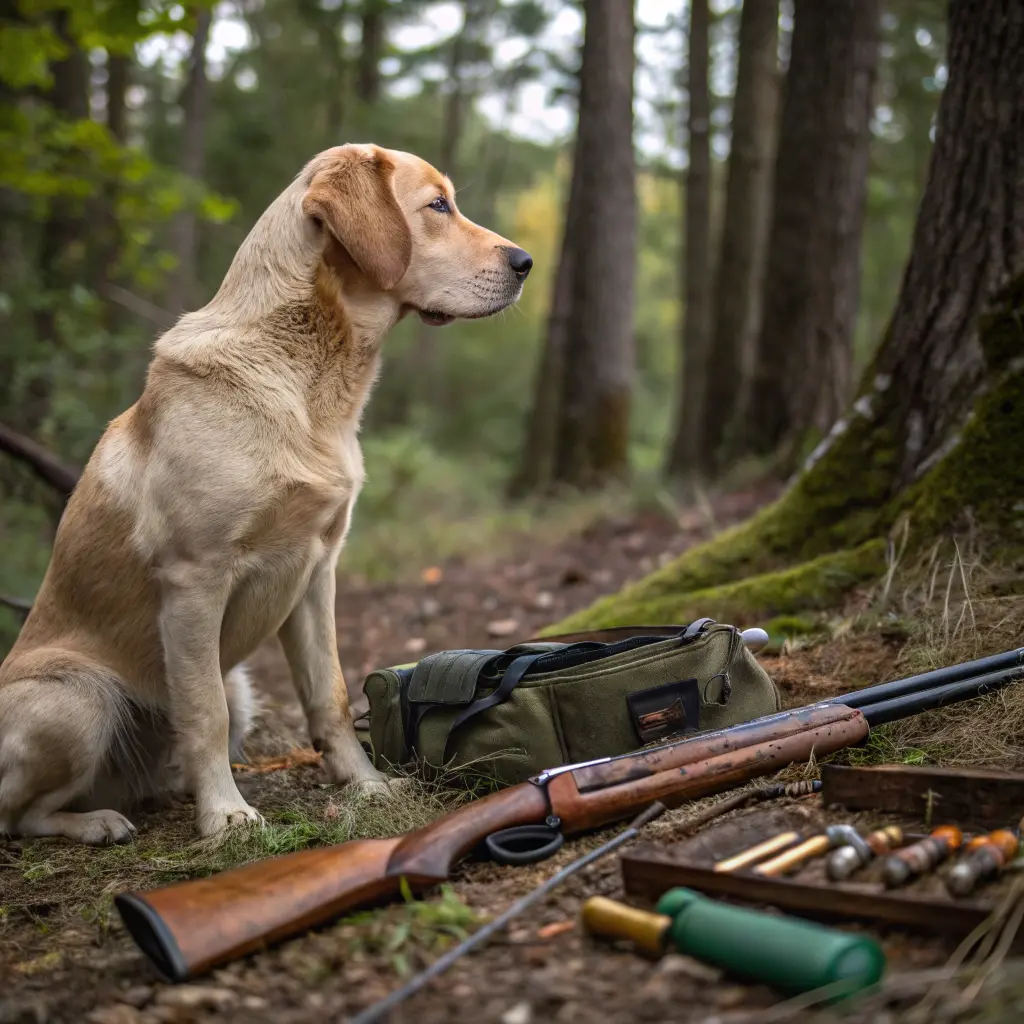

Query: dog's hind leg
(0, 673), (138, 845)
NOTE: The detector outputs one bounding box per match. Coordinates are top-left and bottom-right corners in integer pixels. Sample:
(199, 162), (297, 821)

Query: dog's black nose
(506, 247), (533, 278)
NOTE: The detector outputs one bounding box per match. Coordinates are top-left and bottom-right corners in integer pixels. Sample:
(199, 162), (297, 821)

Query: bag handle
(532, 618), (715, 646)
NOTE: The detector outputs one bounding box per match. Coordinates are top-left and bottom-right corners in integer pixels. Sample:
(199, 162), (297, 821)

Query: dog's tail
(224, 662), (256, 763)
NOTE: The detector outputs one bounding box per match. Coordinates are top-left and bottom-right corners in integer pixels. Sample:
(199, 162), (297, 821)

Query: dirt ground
(4, 485), (1024, 1024)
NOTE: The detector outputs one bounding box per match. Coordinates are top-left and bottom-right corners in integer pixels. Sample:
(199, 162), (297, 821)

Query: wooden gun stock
(115, 704), (868, 982)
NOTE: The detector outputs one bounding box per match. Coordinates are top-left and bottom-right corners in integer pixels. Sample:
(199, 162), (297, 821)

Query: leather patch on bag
(627, 679), (700, 744)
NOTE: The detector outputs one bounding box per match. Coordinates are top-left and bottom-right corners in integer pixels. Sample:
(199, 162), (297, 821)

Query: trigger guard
(485, 824), (565, 866)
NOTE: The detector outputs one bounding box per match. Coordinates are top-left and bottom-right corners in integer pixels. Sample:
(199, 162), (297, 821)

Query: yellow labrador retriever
(0, 144), (532, 843)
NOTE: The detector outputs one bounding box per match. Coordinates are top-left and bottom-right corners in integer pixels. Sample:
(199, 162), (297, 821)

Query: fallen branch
(102, 284), (177, 330)
(0, 595), (32, 619)
(230, 747), (323, 774)
(0, 422), (80, 498)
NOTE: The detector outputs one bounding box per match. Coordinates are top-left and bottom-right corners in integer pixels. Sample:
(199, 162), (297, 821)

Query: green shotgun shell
(655, 888), (885, 998)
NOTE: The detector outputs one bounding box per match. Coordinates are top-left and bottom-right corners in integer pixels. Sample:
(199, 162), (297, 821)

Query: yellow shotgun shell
(755, 834), (833, 877)
(581, 896), (672, 956)
(713, 831), (803, 874)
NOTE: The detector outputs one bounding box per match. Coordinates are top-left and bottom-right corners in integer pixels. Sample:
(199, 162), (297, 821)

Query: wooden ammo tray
(621, 764), (1024, 943)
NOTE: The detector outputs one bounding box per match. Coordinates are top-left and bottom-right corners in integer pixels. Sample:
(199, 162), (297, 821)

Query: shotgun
(115, 649), (1024, 983)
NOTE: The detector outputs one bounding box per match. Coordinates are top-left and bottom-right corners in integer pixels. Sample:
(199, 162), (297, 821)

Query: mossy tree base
(545, 541), (887, 634)
(544, 278), (1024, 636)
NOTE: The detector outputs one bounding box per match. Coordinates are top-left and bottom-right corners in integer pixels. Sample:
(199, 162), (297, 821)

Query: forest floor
(3, 480), (1024, 1024)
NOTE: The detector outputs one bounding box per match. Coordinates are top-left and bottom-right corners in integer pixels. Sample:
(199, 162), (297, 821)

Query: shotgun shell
(883, 826), (963, 888)
(827, 826), (903, 881)
(655, 888), (886, 998)
(755, 825), (860, 877)
(946, 829), (1019, 897)
(581, 896), (672, 956)
(713, 831), (803, 874)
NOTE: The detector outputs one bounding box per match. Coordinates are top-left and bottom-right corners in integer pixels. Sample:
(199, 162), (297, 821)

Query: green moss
(899, 365), (1024, 540)
(543, 540), (886, 633)
(761, 614), (826, 638)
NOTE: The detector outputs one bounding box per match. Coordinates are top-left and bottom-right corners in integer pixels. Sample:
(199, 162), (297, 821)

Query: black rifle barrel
(832, 647), (1024, 710)
(859, 664), (1024, 727)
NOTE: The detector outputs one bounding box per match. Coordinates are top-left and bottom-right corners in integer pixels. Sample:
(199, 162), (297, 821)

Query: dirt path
(6, 483), (985, 1024)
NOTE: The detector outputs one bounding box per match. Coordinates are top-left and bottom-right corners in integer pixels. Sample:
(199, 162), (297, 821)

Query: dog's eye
(429, 196), (451, 214)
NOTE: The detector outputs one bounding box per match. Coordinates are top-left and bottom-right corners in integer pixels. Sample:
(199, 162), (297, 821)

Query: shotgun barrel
(855, 665), (1024, 725)
(833, 648), (1024, 709)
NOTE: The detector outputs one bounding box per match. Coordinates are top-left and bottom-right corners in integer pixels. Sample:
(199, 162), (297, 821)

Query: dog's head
(301, 144), (532, 327)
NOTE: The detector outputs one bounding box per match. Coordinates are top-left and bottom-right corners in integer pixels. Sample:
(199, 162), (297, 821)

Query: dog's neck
(155, 177), (404, 430)
(161, 177), (403, 359)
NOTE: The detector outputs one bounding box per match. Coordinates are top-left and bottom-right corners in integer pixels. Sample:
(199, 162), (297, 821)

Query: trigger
(485, 822), (564, 866)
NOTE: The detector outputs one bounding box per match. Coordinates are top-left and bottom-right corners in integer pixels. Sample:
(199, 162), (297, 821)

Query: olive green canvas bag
(360, 618), (781, 786)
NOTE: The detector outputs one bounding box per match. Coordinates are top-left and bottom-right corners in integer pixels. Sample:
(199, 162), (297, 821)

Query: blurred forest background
(0, 0), (954, 647)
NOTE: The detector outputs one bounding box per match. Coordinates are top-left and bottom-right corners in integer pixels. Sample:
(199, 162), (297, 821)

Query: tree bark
(357, 0), (385, 104)
(168, 7), (212, 315)
(739, 0), (880, 461)
(664, 0), (712, 482)
(106, 54), (130, 143)
(28, 8), (89, 430)
(94, 50), (132, 319)
(851, 0), (1023, 492)
(552, 0), (636, 488)
(700, 0), (779, 471)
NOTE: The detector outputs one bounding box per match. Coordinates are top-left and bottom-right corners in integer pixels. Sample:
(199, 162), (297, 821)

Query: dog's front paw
(323, 749), (387, 790)
(196, 801), (264, 838)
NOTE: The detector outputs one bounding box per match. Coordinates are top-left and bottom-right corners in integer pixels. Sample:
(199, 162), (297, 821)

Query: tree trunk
(739, 0), (880, 462)
(508, 139), (585, 497)
(439, 0), (492, 180)
(545, 0), (1024, 634)
(552, 0), (636, 488)
(28, 8), (89, 430)
(357, 0), (385, 104)
(107, 54), (130, 143)
(94, 51), (132, 320)
(664, 0), (712, 483)
(168, 7), (212, 315)
(700, 0), (779, 471)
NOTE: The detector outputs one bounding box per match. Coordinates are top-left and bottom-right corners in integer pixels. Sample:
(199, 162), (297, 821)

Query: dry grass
(851, 532), (1024, 770)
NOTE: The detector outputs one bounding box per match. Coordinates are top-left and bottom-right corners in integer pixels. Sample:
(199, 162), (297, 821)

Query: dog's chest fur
(219, 430), (362, 667)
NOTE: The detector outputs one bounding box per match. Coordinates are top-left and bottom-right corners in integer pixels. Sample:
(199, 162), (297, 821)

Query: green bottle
(655, 888), (885, 998)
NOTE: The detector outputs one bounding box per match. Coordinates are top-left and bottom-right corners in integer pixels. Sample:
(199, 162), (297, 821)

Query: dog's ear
(302, 147), (412, 290)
